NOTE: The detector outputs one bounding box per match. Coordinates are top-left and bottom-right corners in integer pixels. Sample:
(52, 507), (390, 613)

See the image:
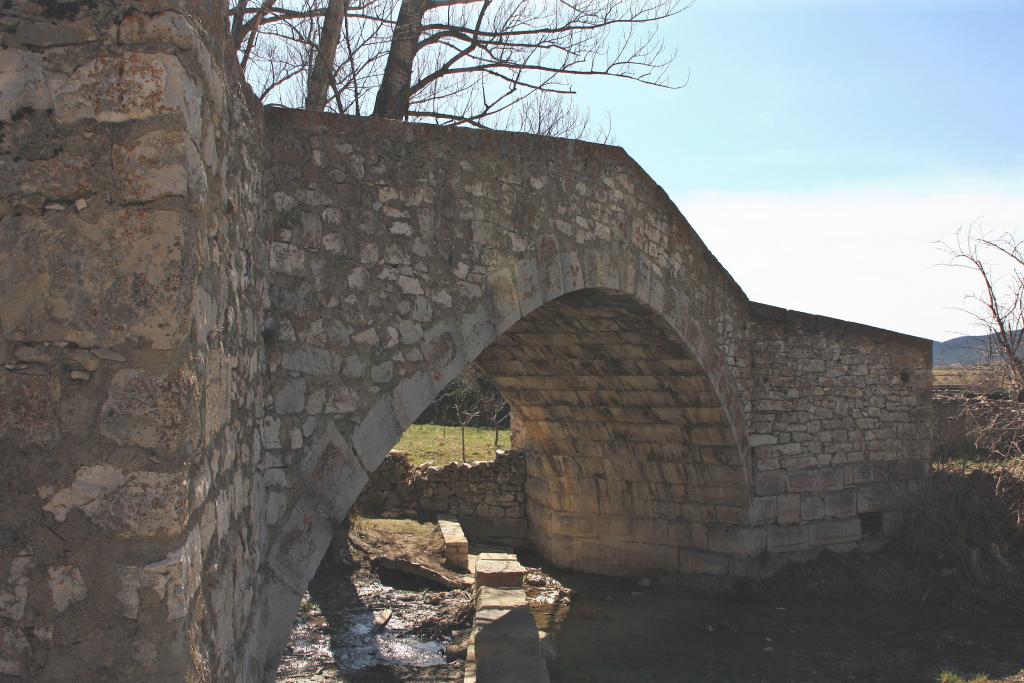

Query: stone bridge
(0, 3), (930, 681)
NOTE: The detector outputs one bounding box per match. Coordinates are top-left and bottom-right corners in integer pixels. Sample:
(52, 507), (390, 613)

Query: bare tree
(943, 222), (1024, 391)
(942, 225), (1024, 481)
(229, 0), (686, 137)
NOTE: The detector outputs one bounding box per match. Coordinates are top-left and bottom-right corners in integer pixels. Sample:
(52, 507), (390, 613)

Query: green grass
(393, 423), (510, 466)
(937, 672), (992, 683)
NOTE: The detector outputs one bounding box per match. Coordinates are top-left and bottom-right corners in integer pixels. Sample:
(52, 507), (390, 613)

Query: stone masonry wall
(747, 305), (933, 569)
(356, 451), (528, 544)
(0, 2), (269, 681)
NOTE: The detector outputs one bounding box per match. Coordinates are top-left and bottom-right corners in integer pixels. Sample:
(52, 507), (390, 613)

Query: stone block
(352, 396), (402, 473)
(437, 515), (469, 570)
(857, 482), (906, 513)
(0, 49), (52, 121)
(266, 501), (332, 593)
(476, 587), (528, 612)
(118, 11), (200, 50)
(776, 493), (801, 524)
(43, 465), (187, 538)
(823, 489), (857, 518)
(473, 600), (543, 659)
(550, 513), (599, 538)
(301, 425), (368, 522)
(281, 345), (337, 376)
(53, 53), (201, 140)
(391, 371), (439, 428)
(113, 130), (194, 202)
(767, 525), (808, 552)
(99, 367), (192, 452)
(749, 496), (777, 525)
(707, 525), (766, 556)
(787, 467), (843, 493)
(757, 471), (786, 497)
(475, 553), (526, 588)
(808, 518), (862, 546)
(514, 257), (544, 316)
(677, 549), (730, 576)
(666, 520), (707, 548)
(487, 268), (522, 335)
(1, 210), (188, 349)
(274, 378), (306, 415)
(270, 242), (306, 276)
(799, 493), (824, 521)
(48, 565), (87, 613)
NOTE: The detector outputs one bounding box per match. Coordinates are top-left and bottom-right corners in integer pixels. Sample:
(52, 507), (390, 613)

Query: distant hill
(933, 333), (996, 367)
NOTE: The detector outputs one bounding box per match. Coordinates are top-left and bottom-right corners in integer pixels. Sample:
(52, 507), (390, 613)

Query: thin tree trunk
(306, 0), (350, 112)
(230, 0), (252, 48)
(461, 423), (466, 463)
(372, 0), (430, 119)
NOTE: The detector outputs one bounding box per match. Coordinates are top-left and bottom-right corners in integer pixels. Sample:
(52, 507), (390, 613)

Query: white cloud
(674, 182), (1024, 341)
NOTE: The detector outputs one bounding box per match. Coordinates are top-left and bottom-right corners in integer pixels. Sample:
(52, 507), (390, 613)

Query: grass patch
(937, 672), (992, 683)
(933, 365), (1005, 392)
(393, 423), (510, 466)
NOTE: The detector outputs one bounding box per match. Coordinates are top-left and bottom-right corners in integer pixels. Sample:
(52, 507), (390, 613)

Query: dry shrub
(904, 460), (1023, 575)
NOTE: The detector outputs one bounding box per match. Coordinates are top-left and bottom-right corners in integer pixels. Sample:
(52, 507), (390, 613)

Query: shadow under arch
(474, 287), (751, 576)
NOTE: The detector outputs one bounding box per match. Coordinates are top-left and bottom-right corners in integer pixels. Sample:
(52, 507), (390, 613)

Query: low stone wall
(356, 451), (528, 545)
(932, 388), (983, 459)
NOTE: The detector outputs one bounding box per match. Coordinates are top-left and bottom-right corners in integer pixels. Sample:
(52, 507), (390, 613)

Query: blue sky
(574, 0), (1024, 340)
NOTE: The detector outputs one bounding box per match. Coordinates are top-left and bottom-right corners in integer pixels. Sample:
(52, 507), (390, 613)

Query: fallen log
(373, 554), (471, 590)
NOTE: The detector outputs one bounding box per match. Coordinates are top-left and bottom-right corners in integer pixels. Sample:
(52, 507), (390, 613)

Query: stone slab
(476, 586), (527, 612)
(473, 606), (542, 659)
(474, 552), (526, 588)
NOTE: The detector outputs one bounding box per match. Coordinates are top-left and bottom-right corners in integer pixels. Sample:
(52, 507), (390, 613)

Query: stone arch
(258, 110), (763, 671)
(258, 280), (751, 676)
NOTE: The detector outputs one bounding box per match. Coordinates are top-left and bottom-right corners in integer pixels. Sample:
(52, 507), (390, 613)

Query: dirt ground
(544, 549), (1024, 683)
(278, 517), (1024, 683)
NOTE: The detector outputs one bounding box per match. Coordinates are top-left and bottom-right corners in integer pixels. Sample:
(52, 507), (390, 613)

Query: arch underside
(476, 289), (751, 576)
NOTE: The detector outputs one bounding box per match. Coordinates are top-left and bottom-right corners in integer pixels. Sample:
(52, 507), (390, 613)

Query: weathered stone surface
(300, 425), (368, 522)
(0, 551), (32, 621)
(99, 367), (194, 451)
(352, 397), (402, 472)
(0, 49), (52, 120)
(43, 465), (188, 537)
(0, 625), (30, 676)
(1, 210), (188, 349)
(118, 11), (199, 50)
(267, 502), (332, 594)
(48, 564), (87, 613)
(112, 130), (197, 202)
(475, 552), (526, 588)
(53, 52), (201, 139)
